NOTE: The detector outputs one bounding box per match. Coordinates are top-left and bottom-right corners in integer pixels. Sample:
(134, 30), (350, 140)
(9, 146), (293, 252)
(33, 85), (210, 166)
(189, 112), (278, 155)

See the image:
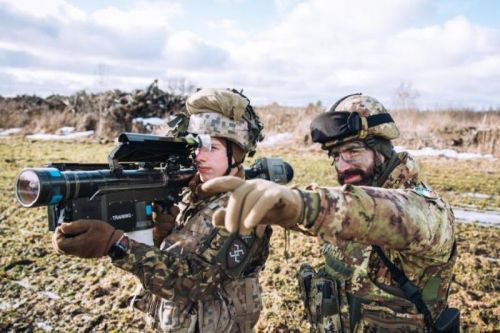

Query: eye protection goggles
(310, 111), (394, 147)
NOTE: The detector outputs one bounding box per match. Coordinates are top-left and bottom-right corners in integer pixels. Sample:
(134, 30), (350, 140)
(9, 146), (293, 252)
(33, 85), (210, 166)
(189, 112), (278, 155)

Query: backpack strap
(372, 245), (434, 328)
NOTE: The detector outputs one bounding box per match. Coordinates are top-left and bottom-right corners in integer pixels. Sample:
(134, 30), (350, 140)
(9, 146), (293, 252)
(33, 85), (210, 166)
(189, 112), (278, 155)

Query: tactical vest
(132, 189), (271, 333)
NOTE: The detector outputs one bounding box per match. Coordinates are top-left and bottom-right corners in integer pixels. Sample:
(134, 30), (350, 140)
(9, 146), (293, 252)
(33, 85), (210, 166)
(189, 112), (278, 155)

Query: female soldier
(52, 88), (271, 332)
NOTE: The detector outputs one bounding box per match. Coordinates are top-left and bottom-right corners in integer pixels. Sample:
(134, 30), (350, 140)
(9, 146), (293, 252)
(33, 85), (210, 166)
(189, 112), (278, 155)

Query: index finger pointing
(201, 176), (245, 194)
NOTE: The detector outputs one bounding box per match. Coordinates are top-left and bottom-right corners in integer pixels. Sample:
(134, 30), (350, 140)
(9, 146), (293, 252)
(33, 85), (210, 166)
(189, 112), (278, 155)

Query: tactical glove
(201, 176), (304, 235)
(52, 219), (123, 258)
(152, 203), (179, 247)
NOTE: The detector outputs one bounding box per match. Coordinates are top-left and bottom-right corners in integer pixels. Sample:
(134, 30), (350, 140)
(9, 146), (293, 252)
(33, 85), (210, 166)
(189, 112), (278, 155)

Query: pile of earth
(1, 87), (499, 156)
(0, 80), (186, 140)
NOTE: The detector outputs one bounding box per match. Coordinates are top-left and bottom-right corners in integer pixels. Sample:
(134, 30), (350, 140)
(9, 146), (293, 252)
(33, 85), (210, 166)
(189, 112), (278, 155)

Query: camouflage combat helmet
(186, 88), (263, 157)
(310, 93), (400, 150)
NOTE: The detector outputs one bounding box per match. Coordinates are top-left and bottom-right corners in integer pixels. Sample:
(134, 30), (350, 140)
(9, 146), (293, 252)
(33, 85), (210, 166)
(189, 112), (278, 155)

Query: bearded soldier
(52, 88), (271, 332)
(203, 94), (459, 332)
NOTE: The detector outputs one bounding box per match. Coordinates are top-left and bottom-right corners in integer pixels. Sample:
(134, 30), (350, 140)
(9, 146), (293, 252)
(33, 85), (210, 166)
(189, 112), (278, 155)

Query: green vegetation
(0, 139), (498, 332)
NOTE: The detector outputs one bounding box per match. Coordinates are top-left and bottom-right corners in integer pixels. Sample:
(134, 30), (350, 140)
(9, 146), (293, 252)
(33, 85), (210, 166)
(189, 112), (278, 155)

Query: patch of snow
(453, 207), (500, 228)
(133, 117), (167, 126)
(36, 322), (53, 332)
(12, 279), (61, 301)
(0, 128), (22, 136)
(460, 192), (493, 199)
(0, 302), (13, 310)
(55, 127), (75, 135)
(13, 279), (34, 290)
(26, 130), (94, 141)
(41, 291), (60, 300)
(395, 146), (494, 160)
(260, 133), (293, 147)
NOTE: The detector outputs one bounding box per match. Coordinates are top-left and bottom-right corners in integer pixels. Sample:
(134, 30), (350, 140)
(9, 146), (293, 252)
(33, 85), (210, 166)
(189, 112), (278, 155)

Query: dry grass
(0, 139), (498, 332)
(2, 93), (499, 155)
(254, 104), (500, 155)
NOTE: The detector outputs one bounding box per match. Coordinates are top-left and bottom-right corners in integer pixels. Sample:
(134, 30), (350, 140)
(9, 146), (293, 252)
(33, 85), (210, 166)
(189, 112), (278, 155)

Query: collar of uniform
(382, 152), (420, 189)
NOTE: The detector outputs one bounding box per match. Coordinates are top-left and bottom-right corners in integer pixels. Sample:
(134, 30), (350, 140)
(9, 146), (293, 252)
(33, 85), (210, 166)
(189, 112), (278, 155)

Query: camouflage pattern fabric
(297, 152), (456, 332)
(321, 95), (400, 150)
(185, 88), (264, 155)
(112, 172), (269, 333)
(186, 88), (248, 121)
(188, 112), (251, 151)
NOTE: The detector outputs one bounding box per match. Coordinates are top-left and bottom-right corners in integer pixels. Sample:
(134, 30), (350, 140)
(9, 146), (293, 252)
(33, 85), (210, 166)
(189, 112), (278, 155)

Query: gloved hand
(201, 176), (304, 235)
(152, 203), (179, 247)
(52, 219), (123, 258)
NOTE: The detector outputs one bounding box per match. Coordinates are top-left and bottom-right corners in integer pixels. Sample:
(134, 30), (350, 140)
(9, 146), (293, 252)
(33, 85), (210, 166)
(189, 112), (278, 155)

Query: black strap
(224, 141), (233, 176)
(372, 245), (435, 329)
(366, 113), (394, 128)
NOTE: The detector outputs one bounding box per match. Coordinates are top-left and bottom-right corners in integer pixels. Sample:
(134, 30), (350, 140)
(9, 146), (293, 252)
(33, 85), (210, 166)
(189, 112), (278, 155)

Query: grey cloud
(164, 41), (229, 69)
(0, 50), (38, 67)
(0, 4), (168, 62)
(0, 5), (59, 40)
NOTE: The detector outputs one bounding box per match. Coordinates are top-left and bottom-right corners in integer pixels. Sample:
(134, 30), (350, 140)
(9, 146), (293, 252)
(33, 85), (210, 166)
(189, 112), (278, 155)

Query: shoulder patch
(412, 185), (439, 200)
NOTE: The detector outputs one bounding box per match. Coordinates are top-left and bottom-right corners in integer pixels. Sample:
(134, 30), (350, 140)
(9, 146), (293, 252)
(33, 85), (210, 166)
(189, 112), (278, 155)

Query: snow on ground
(0, 128), (22, 136)
(260, 133), (294, 147)
(0, 126), (497, 161)
(26, 131), (94, 141)
(132, 117), (167, 126)
(257, 135), (495, 160)
(55, 127), (75, 135)
(460, 192), (493, 199)
(396, 146), (494, 159)
(36, 322), (53, 332)
(453, 207), (500, 228)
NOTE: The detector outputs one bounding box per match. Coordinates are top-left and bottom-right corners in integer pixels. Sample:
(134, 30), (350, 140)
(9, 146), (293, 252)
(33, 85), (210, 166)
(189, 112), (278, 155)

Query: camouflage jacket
(112, 173), (271, 333)
(298, 152), (456, 333)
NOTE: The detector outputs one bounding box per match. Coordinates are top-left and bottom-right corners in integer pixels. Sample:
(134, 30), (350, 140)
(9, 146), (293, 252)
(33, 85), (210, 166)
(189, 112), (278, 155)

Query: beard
(337, 168), (375, 185)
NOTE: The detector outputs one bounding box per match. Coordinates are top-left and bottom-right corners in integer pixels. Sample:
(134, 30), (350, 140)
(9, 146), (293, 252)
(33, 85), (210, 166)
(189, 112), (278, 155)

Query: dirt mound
(435, 126), (499, 155)
(0, 80), (186, 139)
(1, 90), (499, 155)
(255, 105), (500, 156)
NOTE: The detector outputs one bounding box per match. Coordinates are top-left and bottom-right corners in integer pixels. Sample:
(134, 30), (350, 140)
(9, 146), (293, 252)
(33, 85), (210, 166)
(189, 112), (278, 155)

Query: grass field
(0, 138), (499, 332)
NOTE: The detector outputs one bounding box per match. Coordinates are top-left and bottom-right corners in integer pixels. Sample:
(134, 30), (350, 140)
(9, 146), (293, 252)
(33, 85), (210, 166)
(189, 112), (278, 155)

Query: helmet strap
(224, 140), (243, 176)
(372, 151), (400, 187)
(362, 136), (400, 186)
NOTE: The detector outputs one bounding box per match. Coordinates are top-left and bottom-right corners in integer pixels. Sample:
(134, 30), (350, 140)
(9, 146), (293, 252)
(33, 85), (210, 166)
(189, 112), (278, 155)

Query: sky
(1, 0), (499, 109)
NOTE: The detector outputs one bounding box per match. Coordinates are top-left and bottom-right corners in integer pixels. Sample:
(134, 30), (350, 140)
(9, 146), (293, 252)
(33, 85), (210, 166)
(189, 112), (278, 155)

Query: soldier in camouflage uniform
(203, 94), (458, 332)
(52, 88), (271, 332)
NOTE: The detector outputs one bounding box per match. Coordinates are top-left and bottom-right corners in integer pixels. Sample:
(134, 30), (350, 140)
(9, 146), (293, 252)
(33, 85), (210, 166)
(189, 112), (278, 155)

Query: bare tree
(95, 63), (109, 90)
(166, 78), (197, 96)
(393, 81), (419, 111)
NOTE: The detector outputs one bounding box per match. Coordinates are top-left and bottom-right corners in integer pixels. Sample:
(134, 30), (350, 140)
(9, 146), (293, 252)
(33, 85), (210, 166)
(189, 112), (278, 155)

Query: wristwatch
(108, 234), (130, 260)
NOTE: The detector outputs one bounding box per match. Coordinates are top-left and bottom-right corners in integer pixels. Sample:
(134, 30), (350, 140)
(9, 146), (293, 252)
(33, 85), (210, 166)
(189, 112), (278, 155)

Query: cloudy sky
(1, 0), (499, 109)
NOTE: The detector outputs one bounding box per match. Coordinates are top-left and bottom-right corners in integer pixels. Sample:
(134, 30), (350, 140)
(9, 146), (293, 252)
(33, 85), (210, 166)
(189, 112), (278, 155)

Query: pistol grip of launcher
(114, 196), (181, 247)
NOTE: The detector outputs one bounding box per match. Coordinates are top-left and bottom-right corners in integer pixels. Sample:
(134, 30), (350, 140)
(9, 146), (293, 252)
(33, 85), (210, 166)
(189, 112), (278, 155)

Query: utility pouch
(320, 276), (339, 317)
(298, 264), (316, 323)
(298, 264), (343, 332)
(434, 307), (460, 333)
